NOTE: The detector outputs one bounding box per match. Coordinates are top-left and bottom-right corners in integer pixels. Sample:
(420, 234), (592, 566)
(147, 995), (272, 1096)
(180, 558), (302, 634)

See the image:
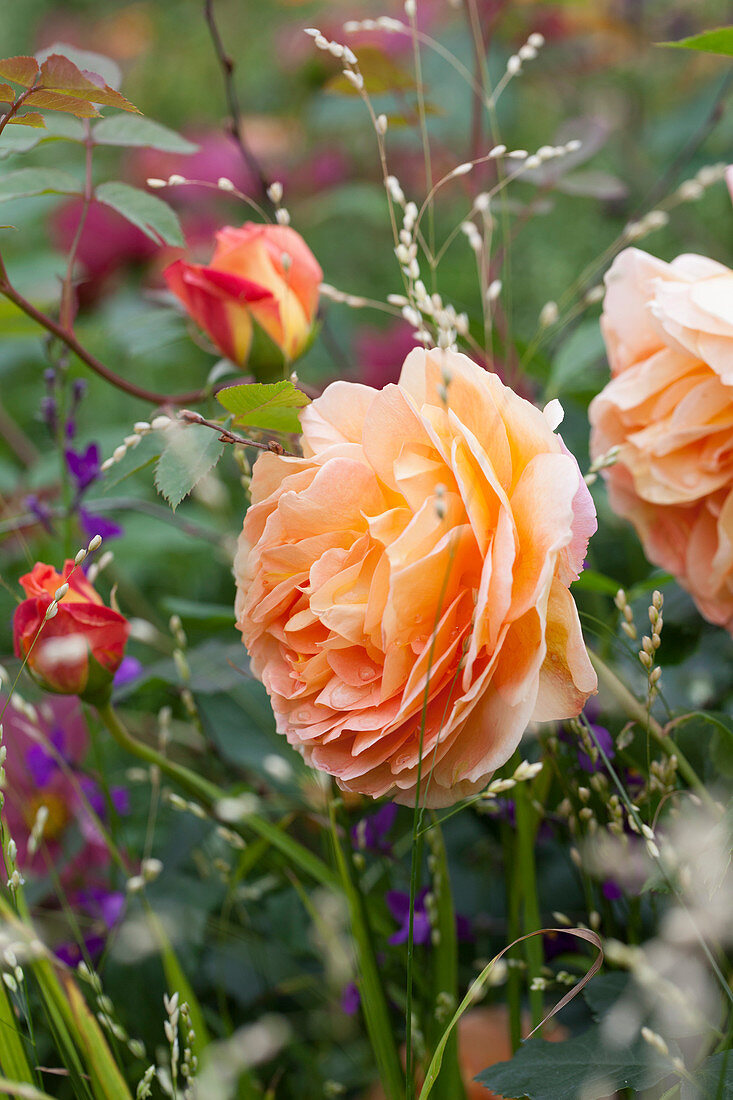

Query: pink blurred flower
(0, 695), (112, 886)
(51, 200), (157, 306)
(355, 320), (422, 388)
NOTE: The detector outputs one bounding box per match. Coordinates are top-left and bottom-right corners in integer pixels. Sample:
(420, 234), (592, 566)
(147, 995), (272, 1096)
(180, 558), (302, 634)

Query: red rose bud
(164, 222), (322, 367)
(13, 561), (130, 701)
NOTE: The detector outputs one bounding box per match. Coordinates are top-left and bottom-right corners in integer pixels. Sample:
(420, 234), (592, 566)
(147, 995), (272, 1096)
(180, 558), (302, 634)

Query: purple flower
(55, 888), (125, 966)
(24, 494), (54, 533)
(341, 981), (360, 1015)
(65, 444), (101, 493)
(78, 507), (123, 543)
(386, 888), (472, 947)
(352, 802), (397, 855)
(40, 395), (57, 433)
(56, 935), (106, 967)
(25, 726), (67, 788)
(114, 655), (143, 687)
(544, 929), (581, 962)
(484, 797), (516, 827)
(387, 888), (432, 946)
(77, 887), (125, 929)
(578, 724), (615, 774)
(602, 879), (623, 901)
(80, 778), (130, 821)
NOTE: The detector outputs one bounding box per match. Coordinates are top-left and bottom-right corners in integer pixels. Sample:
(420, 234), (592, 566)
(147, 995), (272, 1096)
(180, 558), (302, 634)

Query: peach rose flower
(235, 349), (597, 807)
(589, 248), (733, 630)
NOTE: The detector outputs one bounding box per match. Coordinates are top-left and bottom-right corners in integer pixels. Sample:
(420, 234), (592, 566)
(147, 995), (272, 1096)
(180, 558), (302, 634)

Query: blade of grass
(0, 982), (35, 1085)
(59, 973), (133, 1100)
(0, 1080), (58, 1099)
(419, 927), (603, 1100)
(142, 904), (210, 1057)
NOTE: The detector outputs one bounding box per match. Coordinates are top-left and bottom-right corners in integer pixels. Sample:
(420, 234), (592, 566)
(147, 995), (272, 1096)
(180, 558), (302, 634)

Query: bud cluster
(100, 416), (173, 474)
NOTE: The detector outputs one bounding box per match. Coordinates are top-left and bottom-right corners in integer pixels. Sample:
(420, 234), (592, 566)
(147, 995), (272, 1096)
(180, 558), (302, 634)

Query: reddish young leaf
(0, 83), (15, 102)
(8, 112), (46, 129)
(39, 54), (139, 112)
(25, 89), (100, 118)
(0, 56), (40, 87)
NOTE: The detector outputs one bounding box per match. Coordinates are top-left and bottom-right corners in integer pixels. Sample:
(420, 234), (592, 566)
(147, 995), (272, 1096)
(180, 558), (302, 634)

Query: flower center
(24, 792), (70, 842)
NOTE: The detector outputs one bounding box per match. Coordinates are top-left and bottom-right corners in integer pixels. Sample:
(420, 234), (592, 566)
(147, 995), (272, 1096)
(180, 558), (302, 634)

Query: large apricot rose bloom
(235, 349), (597, 807)
(589, 248), (733, 630)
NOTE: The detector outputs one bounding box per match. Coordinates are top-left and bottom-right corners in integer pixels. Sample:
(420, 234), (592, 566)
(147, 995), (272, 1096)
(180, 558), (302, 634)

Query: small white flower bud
(343, 69), (364, 91)
(539, 300), (559, 327)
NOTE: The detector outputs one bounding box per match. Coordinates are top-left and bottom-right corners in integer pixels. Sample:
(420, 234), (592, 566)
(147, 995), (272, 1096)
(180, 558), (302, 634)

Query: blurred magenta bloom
(355, 320), (422, 389)
(52, 200), (157, 304)
(1, 695), (115, 886)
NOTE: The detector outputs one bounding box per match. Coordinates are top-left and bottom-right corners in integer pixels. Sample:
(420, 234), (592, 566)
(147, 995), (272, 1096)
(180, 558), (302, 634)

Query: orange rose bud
(164, 222), (322, 367)
(13, 561), (130, 701)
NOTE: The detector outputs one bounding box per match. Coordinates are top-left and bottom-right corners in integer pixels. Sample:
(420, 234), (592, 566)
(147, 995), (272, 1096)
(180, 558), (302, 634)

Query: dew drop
(296, 709), (311, 722)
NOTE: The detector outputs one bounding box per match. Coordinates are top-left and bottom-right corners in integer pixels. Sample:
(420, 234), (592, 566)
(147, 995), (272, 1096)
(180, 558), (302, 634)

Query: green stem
(328, 799), (405, 1100)
(95, 701), (337, 890)
(589, 650), (709, 801)
(425, 819), (466, 1100)
(514, 780), (544, 1030)
(501, 821), (522, 1053)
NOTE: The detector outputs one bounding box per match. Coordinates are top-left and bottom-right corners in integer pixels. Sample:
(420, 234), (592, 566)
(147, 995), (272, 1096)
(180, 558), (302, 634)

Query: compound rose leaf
(95, 181), (184, 246)
(217, 380), (310, 434)
(39, 54), (139, 112)
(0, 56), (40, 87)
(155, 423), (226, 512)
